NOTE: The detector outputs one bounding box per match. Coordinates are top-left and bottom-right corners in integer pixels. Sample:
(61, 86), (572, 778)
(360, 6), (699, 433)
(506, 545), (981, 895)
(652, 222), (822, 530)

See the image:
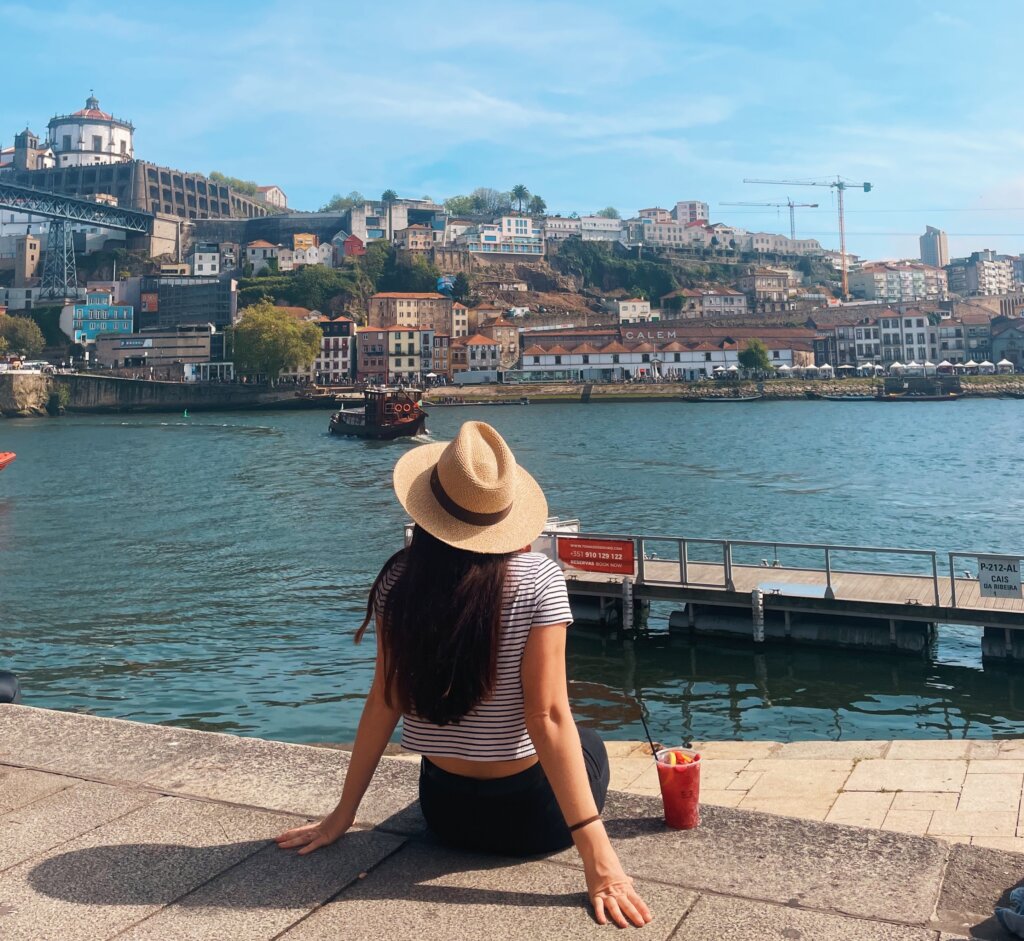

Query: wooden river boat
(328, 388), (427, 440)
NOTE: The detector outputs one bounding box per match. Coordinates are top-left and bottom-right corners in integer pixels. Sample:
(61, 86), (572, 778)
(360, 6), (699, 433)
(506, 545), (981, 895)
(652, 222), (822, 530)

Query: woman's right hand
(586, 862), (653, 928)
(274, 814), (352, 855)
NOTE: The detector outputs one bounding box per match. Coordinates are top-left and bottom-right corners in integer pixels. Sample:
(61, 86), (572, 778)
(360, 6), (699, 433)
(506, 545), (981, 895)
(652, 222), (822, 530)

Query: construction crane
(742, 177), (872, 298)
(719, 199), (819, 241)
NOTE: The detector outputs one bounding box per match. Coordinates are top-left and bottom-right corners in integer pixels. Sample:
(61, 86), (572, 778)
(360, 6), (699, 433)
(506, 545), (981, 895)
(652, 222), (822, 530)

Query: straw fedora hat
(393, 421), (548, 554)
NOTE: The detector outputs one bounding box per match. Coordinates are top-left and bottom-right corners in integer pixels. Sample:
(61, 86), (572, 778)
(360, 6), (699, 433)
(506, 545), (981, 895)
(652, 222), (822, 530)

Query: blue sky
(4, 0), (1024, 261)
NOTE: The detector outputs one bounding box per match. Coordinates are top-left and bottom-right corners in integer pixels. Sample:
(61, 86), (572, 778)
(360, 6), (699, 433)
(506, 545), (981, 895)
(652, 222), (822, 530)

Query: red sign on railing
(557, 537), (636, 575)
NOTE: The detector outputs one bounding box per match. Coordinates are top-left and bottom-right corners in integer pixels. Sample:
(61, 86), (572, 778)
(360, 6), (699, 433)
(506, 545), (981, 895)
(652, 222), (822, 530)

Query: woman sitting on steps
(275, 420), (652, 928)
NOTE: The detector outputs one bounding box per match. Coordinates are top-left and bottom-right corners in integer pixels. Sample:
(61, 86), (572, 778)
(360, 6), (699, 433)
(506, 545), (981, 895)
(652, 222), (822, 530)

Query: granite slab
(115, 830), (406, 941)
(933, 843), (1024, 939)
(0, 796), (297, 941)
(0, 780), (156, 873)
(674, 893), (940, 940)
(549, 791), (950, 925)
(276, 841), (697, 940)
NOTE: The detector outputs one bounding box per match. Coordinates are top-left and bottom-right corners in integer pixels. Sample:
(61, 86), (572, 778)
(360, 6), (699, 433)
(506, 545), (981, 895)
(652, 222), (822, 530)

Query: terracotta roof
(600, 341), (629, 353)
(453, 303), (469, 310)
(620, 298), (648, 304)
(372, 292), (446, 300)
(482, 317), (517, 328)
(544, 345), (571, 355)
(256, 185), (280, 193)
(523, 345), (547, 355)
(572, 343), (601, 354)
(630, 342), (656, 352)
(661, 341), (687, 352)
(464, 334), (499, 346)
(247, 239), (276, 249)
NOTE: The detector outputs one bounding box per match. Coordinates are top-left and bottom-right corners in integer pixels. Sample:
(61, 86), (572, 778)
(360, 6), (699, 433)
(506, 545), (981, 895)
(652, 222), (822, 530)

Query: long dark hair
(356, 525), (512, 725)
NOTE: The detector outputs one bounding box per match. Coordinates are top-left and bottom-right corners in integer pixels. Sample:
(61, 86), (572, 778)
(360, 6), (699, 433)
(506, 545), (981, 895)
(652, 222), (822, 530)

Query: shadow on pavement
(27, 833), (581, 911)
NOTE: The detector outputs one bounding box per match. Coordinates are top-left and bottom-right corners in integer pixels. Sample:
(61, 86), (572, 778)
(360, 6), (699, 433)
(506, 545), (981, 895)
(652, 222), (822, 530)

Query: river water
(3, 400), (1024, 745)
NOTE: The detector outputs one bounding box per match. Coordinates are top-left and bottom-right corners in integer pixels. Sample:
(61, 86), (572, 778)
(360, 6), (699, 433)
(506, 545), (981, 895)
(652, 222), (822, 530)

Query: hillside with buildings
(4, 93), (1024, 385)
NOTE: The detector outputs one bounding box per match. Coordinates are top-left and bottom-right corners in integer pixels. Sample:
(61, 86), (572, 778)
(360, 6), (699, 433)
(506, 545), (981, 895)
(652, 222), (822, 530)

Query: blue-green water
(3, 400), (1024, 744)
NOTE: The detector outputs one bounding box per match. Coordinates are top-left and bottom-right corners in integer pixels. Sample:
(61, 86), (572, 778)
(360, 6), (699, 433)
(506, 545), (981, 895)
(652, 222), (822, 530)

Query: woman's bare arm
(276, 638), (401, 853)
(522, 623), (652, 928)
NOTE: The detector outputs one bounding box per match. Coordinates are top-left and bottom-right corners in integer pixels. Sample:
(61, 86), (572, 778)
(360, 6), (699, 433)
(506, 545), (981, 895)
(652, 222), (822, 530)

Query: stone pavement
(2, 705), (1024, 940)
(603, 739), (1024, 853)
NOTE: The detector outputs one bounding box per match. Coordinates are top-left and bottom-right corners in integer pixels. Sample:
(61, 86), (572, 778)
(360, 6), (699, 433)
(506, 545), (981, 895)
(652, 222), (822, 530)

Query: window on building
(92, 135), (102, 152)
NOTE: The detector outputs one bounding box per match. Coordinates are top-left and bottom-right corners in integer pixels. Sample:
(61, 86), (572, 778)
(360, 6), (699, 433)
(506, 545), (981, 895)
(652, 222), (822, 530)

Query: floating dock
(536, 528), (1024, 658)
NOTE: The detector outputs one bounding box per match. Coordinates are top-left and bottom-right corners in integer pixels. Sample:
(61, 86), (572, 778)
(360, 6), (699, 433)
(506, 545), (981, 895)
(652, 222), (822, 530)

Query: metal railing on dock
(540, 526), (1024, 627)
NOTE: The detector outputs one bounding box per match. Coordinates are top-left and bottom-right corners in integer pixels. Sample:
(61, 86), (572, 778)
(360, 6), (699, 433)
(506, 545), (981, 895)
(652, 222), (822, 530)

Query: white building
(543, 216), (582, 241)
(47, 95), (134, 168)
(246, 240), (279, 274)
(617, 298), (653, 323)
(256, 185), (287, 209)
(188, 242), (221, 277)
(673, 201), (709, 224)
(580, 216), (624, 241)
(848, 263), (947, 303)
(456, 216), (544, 255)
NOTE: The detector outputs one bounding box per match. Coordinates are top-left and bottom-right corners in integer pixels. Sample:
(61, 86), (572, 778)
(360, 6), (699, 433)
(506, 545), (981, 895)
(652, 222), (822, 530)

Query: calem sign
(557, 537), (636, 575)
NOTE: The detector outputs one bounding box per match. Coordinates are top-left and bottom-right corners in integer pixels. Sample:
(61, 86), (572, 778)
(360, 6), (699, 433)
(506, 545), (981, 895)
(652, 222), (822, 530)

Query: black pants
(418, 726), (610, 857)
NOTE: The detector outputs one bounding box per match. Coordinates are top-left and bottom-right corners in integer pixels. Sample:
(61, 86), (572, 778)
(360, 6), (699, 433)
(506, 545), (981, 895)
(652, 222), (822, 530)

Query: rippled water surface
(3, 400), (1024, 744)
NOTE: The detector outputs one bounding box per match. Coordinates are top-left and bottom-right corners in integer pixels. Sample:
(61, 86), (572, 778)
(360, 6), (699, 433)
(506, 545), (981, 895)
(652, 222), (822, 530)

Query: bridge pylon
(39, 218), (77, 300)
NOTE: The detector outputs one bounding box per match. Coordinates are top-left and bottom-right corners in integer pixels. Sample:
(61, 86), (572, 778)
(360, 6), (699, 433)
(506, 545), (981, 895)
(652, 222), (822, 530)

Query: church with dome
(48, 93), (135, 168)
(1, 93), (277, 222)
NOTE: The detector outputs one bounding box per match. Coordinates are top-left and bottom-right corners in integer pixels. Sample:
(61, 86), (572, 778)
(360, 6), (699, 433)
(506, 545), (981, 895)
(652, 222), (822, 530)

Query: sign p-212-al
(978, 556), (1023, 599)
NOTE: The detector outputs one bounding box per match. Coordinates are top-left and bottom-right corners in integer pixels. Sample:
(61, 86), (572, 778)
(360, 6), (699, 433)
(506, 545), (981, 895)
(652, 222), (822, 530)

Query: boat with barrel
(328, 387), (427, 439)
(0, 452), (15, 472)
(821, 393), (876, 402)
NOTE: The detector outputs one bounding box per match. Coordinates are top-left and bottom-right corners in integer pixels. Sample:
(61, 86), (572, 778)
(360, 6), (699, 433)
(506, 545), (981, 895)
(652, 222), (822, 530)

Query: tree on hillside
(286, 265), (361, 311)
(381, 189), (398, 240)
(0, 315), (45, 357)
(444, 194), (476, 217)
(511, 184), (530, 214)
(320, 190), (365, 212)
(210, 171), (261, 198)
(229, 300), (322, 382)
(471, 187), (512, 215)
(738, 339), (771, 374)
(452, 272), (471, 303)
(528, 195), (547, 217)
(596, 207), (621, 219)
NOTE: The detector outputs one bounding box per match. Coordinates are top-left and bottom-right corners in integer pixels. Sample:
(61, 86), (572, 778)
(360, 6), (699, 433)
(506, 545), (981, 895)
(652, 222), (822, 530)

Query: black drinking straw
(636, 689), (659, 758)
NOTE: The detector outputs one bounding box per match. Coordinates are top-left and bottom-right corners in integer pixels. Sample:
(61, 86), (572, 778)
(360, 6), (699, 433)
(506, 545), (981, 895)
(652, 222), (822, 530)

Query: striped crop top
(374, 552), (574, 761)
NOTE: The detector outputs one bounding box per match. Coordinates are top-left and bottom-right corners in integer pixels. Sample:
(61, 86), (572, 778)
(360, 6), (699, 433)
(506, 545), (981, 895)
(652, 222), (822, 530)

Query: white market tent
(905, 360), (923, 375)
(818, 363), (835, 377)
(964, 359), (979, 368)
(889, 361), (905, 372)
(727, 364), (740, 371)
(923, 360), (936, 375)
(936, 360), (953, 370)
(979, 360), (996, 374)
(997, 359), (1016, 374)
(837, 364), (856, 371)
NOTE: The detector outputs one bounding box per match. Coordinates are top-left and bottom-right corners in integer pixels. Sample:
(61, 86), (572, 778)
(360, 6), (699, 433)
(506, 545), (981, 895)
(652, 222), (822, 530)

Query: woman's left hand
(274, 816), (351, 855)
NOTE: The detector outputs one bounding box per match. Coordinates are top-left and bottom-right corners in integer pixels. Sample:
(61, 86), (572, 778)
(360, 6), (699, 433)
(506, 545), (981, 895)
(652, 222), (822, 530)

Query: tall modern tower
(920, 226), (949, 268)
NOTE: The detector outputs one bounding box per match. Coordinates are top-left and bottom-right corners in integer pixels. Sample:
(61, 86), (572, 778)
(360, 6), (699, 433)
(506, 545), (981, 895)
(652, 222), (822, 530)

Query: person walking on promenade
(276, 421), (652, 928)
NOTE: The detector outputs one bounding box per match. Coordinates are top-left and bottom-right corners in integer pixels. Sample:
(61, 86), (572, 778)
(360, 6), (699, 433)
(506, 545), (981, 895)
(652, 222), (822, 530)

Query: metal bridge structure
(0, 181), (153, 300)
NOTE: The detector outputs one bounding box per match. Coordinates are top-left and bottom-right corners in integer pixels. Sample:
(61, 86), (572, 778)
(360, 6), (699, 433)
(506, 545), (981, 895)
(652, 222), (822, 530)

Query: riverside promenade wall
(0, 372), (53, 417)
(0, 373), (313, 417)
